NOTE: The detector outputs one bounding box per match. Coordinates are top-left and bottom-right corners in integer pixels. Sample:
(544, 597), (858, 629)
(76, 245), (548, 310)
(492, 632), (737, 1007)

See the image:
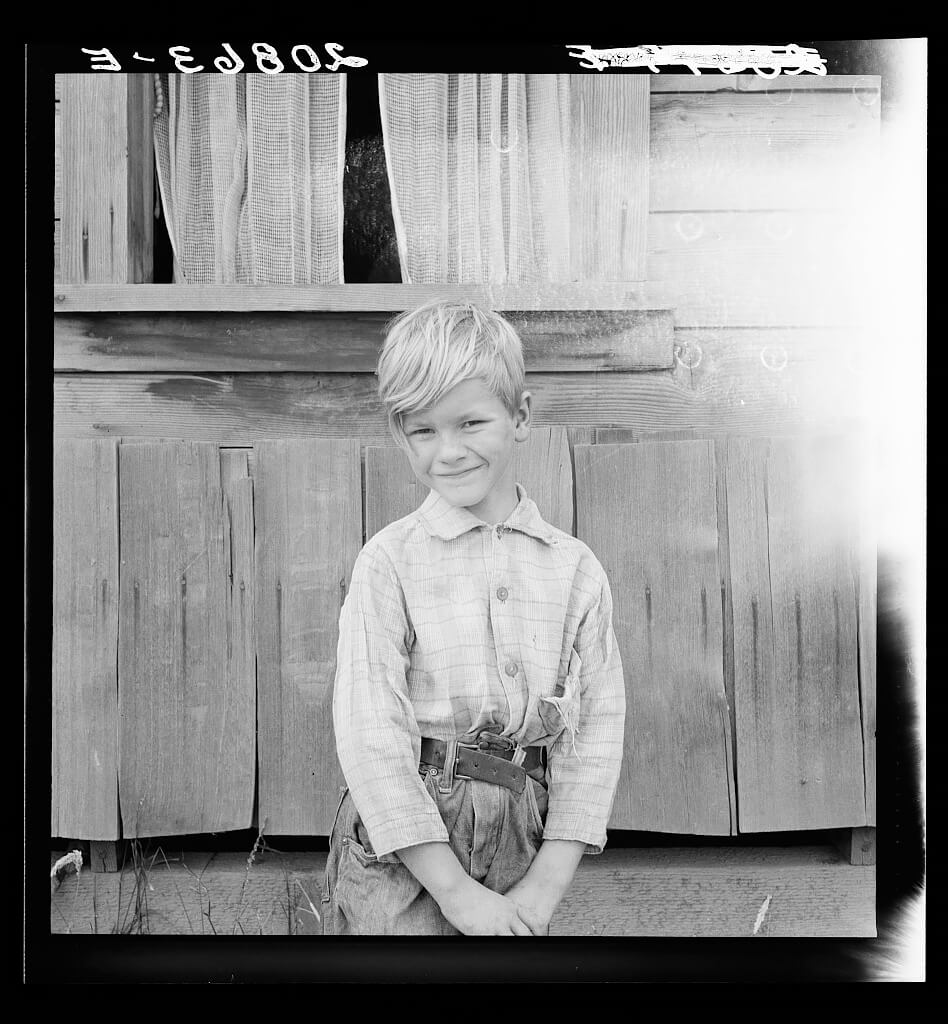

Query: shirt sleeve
(542, 561), (626, 854)
(332, 541), (449, 860)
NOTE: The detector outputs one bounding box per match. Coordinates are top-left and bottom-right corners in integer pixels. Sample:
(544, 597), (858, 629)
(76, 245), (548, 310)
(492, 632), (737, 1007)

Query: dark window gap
(152, 165), (175, 283)
(344, 73), (401, 283)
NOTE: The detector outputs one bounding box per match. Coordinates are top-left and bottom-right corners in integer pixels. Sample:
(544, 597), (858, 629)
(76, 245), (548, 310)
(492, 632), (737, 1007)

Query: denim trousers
(321, 760), (549, 935)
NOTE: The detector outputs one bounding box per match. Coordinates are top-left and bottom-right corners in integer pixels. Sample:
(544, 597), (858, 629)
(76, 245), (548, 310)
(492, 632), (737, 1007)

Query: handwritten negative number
(83, 43), (368, 73)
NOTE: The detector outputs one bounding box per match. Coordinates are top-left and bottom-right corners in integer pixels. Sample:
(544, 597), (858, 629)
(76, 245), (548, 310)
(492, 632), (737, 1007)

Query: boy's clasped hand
(439, 876), (543, 936)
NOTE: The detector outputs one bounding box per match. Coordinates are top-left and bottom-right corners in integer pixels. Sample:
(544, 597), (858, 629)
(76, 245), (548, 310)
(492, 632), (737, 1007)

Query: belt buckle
(453, 741), (479, 782)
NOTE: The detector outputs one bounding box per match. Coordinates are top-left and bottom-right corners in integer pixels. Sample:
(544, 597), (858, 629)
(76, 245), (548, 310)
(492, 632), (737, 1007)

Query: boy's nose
(435, 434), (466, 463)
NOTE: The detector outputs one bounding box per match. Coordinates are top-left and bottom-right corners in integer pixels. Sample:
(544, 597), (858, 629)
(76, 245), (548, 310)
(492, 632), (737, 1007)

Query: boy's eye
(463, 420), (485, 428)
(408, 427), (433, 437)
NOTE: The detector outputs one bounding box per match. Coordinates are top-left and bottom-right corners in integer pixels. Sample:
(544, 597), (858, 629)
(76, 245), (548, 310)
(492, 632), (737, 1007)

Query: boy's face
(401, 378), (531, 525)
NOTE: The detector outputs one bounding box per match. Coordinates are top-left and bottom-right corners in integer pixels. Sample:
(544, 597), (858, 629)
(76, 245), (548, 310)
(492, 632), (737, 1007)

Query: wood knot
(760, 345), (788, 372)
(675, 340), (703, 369)
(763, 213), (794, 242)
(675, 213), (704, 242)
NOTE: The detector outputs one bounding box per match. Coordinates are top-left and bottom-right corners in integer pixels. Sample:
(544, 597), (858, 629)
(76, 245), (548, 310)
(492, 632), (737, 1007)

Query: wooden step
(49, 844), (874, 937)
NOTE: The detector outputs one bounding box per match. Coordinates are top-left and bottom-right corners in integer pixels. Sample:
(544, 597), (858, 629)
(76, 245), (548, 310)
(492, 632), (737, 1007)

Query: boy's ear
(514, 391), (532, 442)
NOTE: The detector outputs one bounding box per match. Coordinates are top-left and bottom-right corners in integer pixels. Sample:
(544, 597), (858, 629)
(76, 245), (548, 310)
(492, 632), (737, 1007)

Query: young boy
(322, 300), (626, 936)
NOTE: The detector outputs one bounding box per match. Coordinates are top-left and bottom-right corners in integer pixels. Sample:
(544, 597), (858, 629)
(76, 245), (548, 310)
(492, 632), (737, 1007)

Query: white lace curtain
(154, 74), (346, 284)
(379, 74), (648, 284)
(153, 73), (646, 285)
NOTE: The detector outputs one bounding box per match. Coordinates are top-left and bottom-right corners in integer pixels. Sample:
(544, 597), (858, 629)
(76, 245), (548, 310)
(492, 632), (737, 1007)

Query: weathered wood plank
(52, 282), (674, 313)
(365, 427), (574, 540)
(125, 72), (154, 285)
(551, 846), (875, 936)
(726, 436), (867, 831)
(648, 210), (873, 327)
(55, 370), (843, 445)
(857, 447), (877, 826)
(597, 427), (698, 444)
(364, 446), (428, 541)
(712, 436), (738, 834)
(593, 428), (738, 832)
(254, 440), (362, 835)
(117, 442), (255, 837)
(219, 448), (257, 825)
(650, 90), (881, 211)
(650, 74), (880, 93)
(53, 439), (120, 840)
(576, 441), (733, 834)
(665, 327), (865, 422)
(50, 846), (876, 937)
(513, 426), (574, 536)
(220, 453), (260, 830)
(53, 309), (675, 372)
(59, 74), (153, 283)
(859, 559), (877, 827)
(54, 95), (61, 220)
(570, 75), (649, 281)
(60, 73), (127, 282)
(565, 425), (595, 450)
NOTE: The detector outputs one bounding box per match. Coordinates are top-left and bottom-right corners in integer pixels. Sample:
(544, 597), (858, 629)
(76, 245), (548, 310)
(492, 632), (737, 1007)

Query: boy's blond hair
(376, 300), (526, 446)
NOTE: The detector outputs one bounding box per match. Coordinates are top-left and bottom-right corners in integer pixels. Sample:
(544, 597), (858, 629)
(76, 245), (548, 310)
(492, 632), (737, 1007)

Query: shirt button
(505, 661), (518, 677)
(496, 586), (509, 601)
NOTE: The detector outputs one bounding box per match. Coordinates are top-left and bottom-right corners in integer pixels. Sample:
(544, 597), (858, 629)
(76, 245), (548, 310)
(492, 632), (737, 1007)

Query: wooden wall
(52, 429), (873, 838)
(53, 76), (880, 442)
(51, 74), (880, 841)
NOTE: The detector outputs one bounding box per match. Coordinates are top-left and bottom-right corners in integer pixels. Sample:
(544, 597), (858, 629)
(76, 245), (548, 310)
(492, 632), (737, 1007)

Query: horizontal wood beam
(53, 370), (865, 445)
(54, 310), (675, 373)
(649, 74), (880, 93)
(53, 283), (673, 313)
(49, 845), (875, 937)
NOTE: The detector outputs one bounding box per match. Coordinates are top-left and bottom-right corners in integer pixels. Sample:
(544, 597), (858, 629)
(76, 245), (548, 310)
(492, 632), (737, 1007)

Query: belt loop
(438, 739), (457, 793)
(511, 746), (526, 767)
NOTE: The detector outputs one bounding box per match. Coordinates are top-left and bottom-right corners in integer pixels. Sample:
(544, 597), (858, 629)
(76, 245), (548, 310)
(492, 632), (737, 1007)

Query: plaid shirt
(332, 485), (626, 860)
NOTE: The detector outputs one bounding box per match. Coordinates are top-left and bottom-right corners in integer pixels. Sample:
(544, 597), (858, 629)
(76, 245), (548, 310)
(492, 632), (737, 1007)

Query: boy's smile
(401, 378), (531, 525)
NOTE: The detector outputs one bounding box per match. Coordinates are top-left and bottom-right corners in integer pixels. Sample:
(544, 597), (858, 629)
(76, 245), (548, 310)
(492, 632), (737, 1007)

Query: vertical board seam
(114, 438), (123, 840)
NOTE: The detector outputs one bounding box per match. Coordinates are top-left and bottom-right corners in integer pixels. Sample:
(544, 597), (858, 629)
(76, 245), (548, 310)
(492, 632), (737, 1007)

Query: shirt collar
(416, 483), (559, 545)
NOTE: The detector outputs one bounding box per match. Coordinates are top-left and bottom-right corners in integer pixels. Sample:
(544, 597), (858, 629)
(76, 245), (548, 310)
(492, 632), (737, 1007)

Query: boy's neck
(461, 484), (521, 528)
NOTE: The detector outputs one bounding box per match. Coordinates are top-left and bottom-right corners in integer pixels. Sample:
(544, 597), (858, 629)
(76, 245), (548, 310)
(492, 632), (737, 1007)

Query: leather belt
(420, 735), (545, 795)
